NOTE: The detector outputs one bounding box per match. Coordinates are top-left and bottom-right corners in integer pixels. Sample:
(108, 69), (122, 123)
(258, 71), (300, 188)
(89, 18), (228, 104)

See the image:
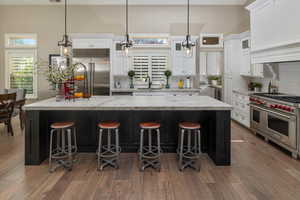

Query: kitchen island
(24, 96), (232, 166)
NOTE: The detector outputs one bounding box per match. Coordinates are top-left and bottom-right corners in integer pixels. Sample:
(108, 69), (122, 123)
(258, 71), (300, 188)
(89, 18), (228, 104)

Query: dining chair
(0, 93), (17, 136)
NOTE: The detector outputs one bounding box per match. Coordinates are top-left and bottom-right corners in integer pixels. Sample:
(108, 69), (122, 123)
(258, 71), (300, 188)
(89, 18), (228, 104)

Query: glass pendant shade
(121, 34), (133, 56)
(182, 35), (195, 57)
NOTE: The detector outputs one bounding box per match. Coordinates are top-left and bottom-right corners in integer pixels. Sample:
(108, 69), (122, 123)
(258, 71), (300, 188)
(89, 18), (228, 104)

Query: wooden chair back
(0, 93), (16, 122)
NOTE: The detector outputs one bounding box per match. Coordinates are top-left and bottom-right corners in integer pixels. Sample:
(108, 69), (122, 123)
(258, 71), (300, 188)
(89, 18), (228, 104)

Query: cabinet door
(224, 41), (232, 76)
(207, 52), (221, 75)
(112, 42), (128, 76)
(199, 52), (207, 76)
(252, 64), (264, 77)
(171, 40), (195, 76)
(240, 52), (251, 76)
(183, 56), (195, 75)
(223, 77), (232, 105)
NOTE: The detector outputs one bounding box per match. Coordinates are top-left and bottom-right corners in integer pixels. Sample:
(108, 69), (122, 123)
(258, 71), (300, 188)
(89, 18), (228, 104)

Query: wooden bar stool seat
(140, 122), (160, 129)
(51, 122), (74, 129)
(98, 122), (120, 129)
(179, 122), (201, 129)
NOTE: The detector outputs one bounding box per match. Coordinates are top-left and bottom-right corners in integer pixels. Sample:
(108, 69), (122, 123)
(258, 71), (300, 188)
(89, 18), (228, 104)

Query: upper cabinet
(112, 41), (129, 76)
(171, 37), (196, 76)
(200, 52), (222, 76)
(239, 32), (264, 77)
(247, 0), (300, 63)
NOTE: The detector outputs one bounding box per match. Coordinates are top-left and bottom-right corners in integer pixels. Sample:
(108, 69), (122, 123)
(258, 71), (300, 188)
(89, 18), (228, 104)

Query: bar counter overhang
(24, 96), (232, 166)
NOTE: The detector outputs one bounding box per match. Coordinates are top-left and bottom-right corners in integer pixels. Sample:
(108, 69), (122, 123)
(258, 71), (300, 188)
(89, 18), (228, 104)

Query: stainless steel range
(250, 93), (300, 159)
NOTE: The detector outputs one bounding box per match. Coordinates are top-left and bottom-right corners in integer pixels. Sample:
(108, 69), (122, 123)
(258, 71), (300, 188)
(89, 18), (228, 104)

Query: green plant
(164, 70), (172, 77)
(253, 82), (262, 88)
(128, 70), (135, 78)
(207, 75), (220, 81)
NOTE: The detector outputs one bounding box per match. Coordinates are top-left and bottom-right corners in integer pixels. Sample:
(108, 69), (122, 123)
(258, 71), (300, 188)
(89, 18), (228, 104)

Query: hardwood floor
(1, 117), (300, 200)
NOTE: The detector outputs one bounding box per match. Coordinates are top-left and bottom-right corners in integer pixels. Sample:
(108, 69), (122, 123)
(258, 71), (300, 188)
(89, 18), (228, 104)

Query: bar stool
(49, 122), (77, 173)
(177, 122), (202, 171)
(97, 122), (121, 171)
(139, 122), (161, 171)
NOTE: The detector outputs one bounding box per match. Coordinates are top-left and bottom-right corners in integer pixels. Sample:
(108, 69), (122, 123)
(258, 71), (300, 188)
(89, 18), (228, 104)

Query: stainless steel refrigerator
(73, 48), (110, 96)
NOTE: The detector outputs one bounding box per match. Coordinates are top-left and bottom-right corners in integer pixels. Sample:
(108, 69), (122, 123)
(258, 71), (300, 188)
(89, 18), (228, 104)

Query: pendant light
(58, 0), (72, 58)
(121, 0), (133, 56)
(182, 0), (195, 57)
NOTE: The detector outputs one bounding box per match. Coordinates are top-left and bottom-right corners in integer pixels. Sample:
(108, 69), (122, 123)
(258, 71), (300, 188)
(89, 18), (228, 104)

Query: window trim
(131, 33), (170, 48)
(5, 49), (38, 99)
(5, 33), (38, 49)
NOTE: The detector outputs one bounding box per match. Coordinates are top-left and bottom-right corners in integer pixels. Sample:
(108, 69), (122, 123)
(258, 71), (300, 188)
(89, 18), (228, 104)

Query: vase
(55, 82), (65, 102)
(166, 77), (170, 89)
(129, 78), (134, 89)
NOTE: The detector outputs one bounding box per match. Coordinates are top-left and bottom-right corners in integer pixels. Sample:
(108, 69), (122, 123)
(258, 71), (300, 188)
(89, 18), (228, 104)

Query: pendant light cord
(187, 0), (190, 36)
(126, 0), (129, 37)
(65, 0), (67, 36)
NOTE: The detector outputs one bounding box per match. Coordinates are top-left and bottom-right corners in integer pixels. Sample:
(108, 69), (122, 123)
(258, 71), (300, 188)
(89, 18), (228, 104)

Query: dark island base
(25, 110), (231, 166)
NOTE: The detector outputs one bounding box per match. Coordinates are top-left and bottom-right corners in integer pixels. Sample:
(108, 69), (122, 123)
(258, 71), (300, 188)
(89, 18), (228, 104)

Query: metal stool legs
(178, 128), (201, 171)
(49, 126), (77, 173)
(97, 128), (121, 171)
(139, 128), (161, 171)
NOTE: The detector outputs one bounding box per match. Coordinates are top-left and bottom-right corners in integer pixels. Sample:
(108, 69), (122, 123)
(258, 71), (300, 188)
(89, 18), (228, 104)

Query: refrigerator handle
(88, 63), (95, 96)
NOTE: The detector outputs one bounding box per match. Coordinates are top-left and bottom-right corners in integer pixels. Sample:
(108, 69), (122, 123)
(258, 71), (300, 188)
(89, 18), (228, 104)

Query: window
(5, 34), (38, 99)
(5, 34), (37, 48)
(132, 51), (169, 86)
(131, 34), (170, 47)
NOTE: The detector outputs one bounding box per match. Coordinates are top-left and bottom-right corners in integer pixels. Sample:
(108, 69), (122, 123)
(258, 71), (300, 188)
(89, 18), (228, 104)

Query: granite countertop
(208, 85), (223, 89)
(233, 89), (265, 96)
(111, 88), (202, 93)
(24, 96), (232, 111)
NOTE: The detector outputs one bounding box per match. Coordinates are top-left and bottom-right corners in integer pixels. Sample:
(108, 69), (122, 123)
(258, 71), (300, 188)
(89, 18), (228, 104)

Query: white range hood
(246, 0), (300, 64)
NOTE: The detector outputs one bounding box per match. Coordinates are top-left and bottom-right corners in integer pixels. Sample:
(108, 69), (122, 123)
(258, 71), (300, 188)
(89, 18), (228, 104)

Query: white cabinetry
(171, 37), (196, 76)
(112, 41), (129, 76)
(73, 39), (112, 49)
(223, 35), (249, 106)
(206, 52), (222, 75)
(240, 33), (264, 77)
(247, 0), (300, 63)
(232, 91), (250, 128)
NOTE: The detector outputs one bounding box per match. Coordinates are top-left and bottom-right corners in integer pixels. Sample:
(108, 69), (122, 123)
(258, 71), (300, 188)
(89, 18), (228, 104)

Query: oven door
(266, 110), (297, 149)
(250, 105), (266, 130)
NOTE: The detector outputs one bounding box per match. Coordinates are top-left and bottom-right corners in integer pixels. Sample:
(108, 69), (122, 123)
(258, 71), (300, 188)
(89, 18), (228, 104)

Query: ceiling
(0, 0), (249, 6)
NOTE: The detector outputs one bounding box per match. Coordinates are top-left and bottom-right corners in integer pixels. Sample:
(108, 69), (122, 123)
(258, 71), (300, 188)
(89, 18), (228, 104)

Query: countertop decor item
(208, 75), (220, 86)
(248, 82), (262, 92)
(178, 79), (184, 89)
(128, 70), (135, 88)
(164, 70), (172, 89)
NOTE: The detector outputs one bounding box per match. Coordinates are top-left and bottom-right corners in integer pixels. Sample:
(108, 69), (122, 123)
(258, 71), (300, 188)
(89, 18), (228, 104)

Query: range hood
(250, 42), (300, 64)
(247, 0), (300, 64)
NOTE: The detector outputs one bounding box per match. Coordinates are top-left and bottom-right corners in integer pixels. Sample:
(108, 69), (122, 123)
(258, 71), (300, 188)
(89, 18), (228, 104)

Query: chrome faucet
(145, 75), (152, 89)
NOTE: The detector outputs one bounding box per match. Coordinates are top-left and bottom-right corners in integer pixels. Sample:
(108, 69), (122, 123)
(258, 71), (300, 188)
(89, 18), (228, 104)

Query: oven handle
(250, 104), (295, 120)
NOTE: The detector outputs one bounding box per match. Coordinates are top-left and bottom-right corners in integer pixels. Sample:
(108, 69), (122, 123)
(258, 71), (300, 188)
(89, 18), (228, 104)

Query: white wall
(254, 62), (300, 96)
(0, 5), (250, 98)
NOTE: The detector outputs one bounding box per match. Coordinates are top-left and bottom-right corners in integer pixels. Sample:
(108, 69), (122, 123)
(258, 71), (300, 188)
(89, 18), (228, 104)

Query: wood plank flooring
(1, 117), (300, 200)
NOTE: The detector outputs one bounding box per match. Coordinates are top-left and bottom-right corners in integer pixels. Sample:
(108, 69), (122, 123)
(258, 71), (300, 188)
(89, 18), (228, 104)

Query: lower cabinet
(232, 91), (250, 128)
